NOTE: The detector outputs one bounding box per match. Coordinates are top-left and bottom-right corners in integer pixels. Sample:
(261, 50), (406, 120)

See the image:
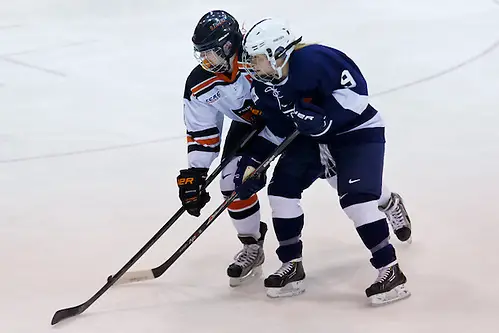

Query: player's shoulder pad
(291, 44), (328, 68)
(184, 64), (241, 100)
(183, 65), (217, 100)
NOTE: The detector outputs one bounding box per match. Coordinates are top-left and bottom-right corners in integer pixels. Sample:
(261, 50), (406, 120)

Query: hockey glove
(177, 168), (210, 217)
(289, 100), (332, 138)
(233, 155), (266, 200)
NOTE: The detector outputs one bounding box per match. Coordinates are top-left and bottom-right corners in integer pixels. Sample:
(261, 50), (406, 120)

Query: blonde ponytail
(294, 42), (317, 50)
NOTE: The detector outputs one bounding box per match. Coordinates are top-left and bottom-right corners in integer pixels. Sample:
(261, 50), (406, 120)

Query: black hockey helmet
(192, 10), (243, 73)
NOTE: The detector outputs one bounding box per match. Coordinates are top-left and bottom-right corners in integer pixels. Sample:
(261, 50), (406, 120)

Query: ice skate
(227, 222), (267, 287)
(365, 261), (411, 306)
(380, 192), (412, 243)
(264, 258), (306, 298)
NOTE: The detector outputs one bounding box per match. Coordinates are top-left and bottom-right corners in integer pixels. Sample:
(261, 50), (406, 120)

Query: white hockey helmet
(242, 18), (302, 84)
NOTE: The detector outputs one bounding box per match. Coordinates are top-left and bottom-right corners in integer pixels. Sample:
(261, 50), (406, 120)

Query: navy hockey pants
(268, 135), (396, 269)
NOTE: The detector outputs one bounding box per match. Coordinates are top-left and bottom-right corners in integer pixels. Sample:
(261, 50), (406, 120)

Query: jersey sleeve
(183, 96), (224, 169)
(293, 45), (369, 115)
(290, 45), (374, 139)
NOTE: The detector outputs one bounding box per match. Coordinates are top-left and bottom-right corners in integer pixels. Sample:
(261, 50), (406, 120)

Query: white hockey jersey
(183, 56), (281, 169)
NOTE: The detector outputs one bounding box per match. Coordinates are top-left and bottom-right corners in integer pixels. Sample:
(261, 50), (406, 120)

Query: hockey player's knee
(343, 199), (386, 229)
(219, 157), (240, 193)
(268, 195), (303, 219)
(227, 193), (260, 219)
(227, 193), (261, 236)
(342, 198), (386, 229)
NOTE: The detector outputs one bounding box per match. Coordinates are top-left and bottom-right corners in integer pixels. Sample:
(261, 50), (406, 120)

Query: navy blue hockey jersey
(251, 44), (385, 145)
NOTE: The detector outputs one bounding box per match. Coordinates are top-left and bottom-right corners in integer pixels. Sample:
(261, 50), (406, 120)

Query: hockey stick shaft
(50, 126), (261, 326)
(129, 130), (300, 282)
(105, 126), (260, 286)
(109, 128), (265, 285)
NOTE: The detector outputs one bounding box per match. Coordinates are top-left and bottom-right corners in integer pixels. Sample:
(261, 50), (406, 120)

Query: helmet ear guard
(223, 40), (233, 57)
(274, 36), (302, 60)
(223, 28), (242, 58)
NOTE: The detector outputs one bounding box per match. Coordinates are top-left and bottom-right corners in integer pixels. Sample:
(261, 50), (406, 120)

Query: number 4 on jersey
(341, 70), (357, 88)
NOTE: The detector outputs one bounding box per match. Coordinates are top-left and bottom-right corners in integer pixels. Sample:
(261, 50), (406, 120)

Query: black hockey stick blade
(50, 127), (262, 325)
(51, 304), (86, 325)
(51, 201), (186, 325)
(51, 129), (297, 325)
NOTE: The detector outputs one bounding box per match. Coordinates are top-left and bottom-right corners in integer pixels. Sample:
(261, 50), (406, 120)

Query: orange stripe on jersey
(191, 76), (223, 95)
(191, 55), (242, 96)
(228, 194), (258, 211)
(187, 135), (220, 146)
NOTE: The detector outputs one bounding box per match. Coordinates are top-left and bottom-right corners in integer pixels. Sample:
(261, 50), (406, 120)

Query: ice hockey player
(236, 17), (412, 305)
(177, 10), (283, 286)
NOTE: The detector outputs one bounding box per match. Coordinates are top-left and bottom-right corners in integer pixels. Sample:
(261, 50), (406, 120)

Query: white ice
(1, 1), (499, 332)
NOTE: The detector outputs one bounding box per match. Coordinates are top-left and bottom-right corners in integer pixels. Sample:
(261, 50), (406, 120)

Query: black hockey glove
(177, 168), (210, 217)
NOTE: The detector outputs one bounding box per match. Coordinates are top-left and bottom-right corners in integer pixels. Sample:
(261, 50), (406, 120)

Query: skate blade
(229, 266), (262, 287)
(266, 280), (305, 298)
(369, 284), (411, 306)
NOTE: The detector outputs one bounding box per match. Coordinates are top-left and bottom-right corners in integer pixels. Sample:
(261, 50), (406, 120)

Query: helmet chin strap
(268, 52), (290, 81)
(272, 65), (285, 81)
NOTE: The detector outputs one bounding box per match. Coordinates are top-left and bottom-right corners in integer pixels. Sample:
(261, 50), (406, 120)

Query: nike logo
(348, 178), (360, 184)
(339, 193), (348, 200)
(221, 173), (232, 180)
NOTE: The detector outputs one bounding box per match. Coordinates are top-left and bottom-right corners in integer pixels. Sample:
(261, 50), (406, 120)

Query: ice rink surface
(1, 0), (498, 332)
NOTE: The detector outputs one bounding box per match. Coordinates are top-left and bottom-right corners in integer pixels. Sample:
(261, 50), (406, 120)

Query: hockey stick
(105, 126), (262, 285)
(50, 126), (262, 326)
(110, 130), (300, 286)
(51, 130), (299, 325)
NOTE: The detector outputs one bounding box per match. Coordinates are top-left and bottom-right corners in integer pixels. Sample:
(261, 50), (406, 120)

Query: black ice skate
(380, 192), (412, 242)
(264, 258), (306, 298)
(227, 222), (267, 287)
(365, 262), (410, 306)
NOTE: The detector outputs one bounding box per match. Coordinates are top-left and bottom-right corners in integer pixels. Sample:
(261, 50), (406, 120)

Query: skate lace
(274, 262), (294, 277)
(385, 198), (406, 230)
(375, 266), (392, 283)
(233, 245), (259, 268)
